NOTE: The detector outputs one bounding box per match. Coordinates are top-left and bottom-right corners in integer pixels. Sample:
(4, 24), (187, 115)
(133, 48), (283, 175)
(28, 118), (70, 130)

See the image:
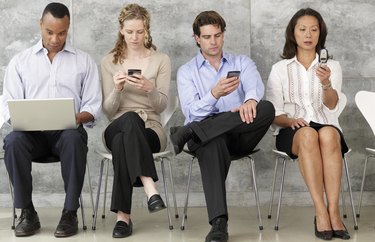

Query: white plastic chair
(92, 94), (179, 230)
(268, 93), (358, 230)
(355, 91), (375, 218)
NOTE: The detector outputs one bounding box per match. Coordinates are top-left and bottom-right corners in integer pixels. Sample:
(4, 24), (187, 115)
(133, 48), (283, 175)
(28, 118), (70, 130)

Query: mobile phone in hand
(227, 71), (241, 78)
(128, 69), (142, 77)
(319, 49), (328, 66)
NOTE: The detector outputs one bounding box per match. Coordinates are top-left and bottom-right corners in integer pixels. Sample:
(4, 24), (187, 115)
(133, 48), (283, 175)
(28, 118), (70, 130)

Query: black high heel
(314, 216), (333, 241)
(332, 223), (350, 240)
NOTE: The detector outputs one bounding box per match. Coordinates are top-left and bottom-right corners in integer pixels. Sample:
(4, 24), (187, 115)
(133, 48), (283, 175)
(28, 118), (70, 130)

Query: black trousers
(104, 112), (160, 214)
(187, 100), (275, 223)
(3, 125), (88, 211)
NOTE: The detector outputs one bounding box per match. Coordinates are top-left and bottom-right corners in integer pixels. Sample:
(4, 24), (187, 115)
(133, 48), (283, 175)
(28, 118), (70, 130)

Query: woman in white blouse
(267, 8), (350, 240)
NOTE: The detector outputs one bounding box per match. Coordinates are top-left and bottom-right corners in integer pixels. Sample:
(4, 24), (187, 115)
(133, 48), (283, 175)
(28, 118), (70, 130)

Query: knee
(295, 128), (319, 150)
(318, 127), (340, 149)
(4, 132), (28, 150)
(59, 129), (87, 148)
(258, 100), (275, 120)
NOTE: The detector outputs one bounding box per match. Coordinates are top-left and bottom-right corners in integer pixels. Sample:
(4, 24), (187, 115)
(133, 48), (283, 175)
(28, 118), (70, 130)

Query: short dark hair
(192, 11), (226, 47)
(282, 8), (327, 59)
(41, 2), (70, 20)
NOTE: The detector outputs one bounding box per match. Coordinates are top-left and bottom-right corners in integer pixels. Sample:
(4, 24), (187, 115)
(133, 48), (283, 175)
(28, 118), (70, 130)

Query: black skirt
(276, 121), (349, 159)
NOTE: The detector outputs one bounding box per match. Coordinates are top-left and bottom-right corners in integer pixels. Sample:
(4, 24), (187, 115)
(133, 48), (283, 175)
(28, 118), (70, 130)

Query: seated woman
(100, 3), (171, 238)
(266, 8), (350, 241)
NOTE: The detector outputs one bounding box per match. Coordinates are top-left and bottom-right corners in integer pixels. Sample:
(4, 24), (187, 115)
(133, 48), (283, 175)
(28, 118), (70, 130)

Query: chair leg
(92, 158), (105, 230)
(79, 195), (87, 230)
(249, 156), (263, 230)
(341, 174), (347, 219)
(8, 174), (16, 229)
(181, 156), (194, 230)
(357, 155), (370, 218)
(268, 156), (279, 219)
(85, 162), (95, 218)
(167, 157), (179, 219)
(102, 158), (110, 219)
(275, 158), (287, 231)
(160, 158), (173, 230)
(343, 156), (359, 230)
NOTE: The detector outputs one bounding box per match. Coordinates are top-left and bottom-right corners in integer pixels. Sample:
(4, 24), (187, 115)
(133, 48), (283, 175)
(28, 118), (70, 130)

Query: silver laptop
(8, 98), (77, 131)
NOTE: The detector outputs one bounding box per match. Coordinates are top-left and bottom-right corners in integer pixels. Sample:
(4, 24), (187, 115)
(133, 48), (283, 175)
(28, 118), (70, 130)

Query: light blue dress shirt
(1, 40), (102, 127)
(177, 51), (264, 124)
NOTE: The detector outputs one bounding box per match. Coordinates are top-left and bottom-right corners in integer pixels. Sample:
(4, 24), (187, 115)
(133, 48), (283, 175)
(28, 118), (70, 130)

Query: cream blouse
(101, 49), (171, 151)
(266, 55), (343, 135)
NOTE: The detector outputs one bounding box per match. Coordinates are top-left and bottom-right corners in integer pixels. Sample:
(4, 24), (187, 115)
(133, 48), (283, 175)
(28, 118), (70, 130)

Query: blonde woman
(101, 4), (171, 238)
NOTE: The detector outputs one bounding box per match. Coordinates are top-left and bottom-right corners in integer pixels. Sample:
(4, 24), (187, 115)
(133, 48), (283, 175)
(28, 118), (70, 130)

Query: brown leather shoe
(54, 209), (78, 238)
(15, 209), (41, 237)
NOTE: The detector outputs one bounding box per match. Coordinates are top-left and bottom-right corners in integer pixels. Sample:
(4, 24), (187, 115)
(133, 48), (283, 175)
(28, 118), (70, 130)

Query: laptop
(7, 98), (77, 131)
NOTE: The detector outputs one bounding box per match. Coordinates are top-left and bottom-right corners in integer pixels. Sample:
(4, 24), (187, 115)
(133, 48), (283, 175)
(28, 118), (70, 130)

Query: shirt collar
(32, 39), (76, 55)
(196, 50), (230, 68)
(287, 54), (319, 66)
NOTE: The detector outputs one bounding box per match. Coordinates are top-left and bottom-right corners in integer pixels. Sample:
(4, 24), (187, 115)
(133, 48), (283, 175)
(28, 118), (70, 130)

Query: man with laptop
(1, 2), (101, 238)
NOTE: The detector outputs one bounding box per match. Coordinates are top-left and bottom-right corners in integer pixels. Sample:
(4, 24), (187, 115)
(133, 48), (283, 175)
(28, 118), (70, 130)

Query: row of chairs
(2, 90), (375, 232)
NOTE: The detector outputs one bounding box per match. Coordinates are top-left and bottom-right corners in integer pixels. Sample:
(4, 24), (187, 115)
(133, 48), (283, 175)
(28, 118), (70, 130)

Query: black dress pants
(3, 125), (88, 211)
(104, 112), (160, 214)
(187, 100), (275, 223)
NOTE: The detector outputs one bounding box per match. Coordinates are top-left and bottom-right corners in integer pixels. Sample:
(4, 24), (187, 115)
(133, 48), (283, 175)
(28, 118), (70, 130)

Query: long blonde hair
(111, 4), (156, 64)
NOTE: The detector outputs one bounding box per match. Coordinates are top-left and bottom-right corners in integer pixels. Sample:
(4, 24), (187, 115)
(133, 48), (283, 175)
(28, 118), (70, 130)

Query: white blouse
(266, 55), (343, 135)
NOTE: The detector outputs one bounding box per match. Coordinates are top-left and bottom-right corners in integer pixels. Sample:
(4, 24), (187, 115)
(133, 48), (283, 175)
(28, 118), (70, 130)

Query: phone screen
(128, 69), (142, 76)
(227, 71), (241, 78)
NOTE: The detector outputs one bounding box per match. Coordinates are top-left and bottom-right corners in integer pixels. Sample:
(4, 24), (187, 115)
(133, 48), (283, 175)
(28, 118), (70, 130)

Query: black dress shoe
(314, 216), (332, 241)
(205, 217), (228, 242)
(54, 209), (78, 238)
(112, 220), (133, 238)
(148, 194), (166, 213)
(15, 209), (41, 237)
(170, 126), (193, 154)
(333, 223), (350, 240)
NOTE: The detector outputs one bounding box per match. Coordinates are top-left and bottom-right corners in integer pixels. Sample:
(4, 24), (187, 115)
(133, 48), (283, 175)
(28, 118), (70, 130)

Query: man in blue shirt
(1, 2), (101, 238)
(170, 11), (274, 242)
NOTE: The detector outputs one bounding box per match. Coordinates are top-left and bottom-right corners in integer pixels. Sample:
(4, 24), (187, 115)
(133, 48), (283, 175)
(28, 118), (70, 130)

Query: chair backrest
(160, 92), (179, 127)
(337, 92), (347, 118)
(355, 91), (375, 136)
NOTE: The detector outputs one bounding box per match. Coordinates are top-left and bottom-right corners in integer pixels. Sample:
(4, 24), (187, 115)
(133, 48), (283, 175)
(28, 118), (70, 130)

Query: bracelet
(322, 81), (332, 90)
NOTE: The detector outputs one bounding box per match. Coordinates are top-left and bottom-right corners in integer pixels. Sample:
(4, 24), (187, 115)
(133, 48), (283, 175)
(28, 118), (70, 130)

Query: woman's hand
(113, 71), (127, 91)
(316, 65), (331, 85)
(289, 118), (309, 130)
(126, 74), (155, 93)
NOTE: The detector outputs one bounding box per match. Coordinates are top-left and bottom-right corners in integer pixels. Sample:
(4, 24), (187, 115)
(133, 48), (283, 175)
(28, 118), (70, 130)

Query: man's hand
(76, 111), (94, 125)
(211, 76), (240, 99)
(232, 99), (257, 124)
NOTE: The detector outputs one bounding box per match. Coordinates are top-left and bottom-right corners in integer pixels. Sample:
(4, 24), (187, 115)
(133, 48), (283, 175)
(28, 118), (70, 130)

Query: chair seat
(96, 149), (173, 160)
(182, 148), (260, 161)
(365, 147), (375, 154)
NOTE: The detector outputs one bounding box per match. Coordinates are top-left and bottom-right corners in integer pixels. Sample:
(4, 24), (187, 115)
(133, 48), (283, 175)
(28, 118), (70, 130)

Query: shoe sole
(148, 205), (166, 213)
(15, 222), (41, 237)
(54, 229), (78, 238)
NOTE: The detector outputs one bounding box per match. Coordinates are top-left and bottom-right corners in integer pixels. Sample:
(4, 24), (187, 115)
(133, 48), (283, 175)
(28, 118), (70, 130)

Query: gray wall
(1, 0), (375, 210)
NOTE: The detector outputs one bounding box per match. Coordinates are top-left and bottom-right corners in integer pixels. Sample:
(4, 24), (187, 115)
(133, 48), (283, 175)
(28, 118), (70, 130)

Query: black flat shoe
(148, 194), (166, 213)
(112, 220), (133, 238)
(314, 216), (332, 241)
(333, 223), (350, 240)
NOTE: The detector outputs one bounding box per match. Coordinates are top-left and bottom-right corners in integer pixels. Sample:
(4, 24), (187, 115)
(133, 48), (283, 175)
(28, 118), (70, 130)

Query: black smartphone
(319, 49), (328, 65)
(128, 69), (142, 77)
(227, 71), (241, 78)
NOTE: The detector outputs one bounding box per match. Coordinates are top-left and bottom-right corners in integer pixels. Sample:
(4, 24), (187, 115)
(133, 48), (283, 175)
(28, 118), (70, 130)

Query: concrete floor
(0, 206), (374, 242)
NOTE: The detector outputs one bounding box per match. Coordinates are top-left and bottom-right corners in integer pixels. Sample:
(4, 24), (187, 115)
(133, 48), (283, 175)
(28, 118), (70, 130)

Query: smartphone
(319, 48), (329, 65)
(227, 71), (241, 78)
(128, 69), (142, 77)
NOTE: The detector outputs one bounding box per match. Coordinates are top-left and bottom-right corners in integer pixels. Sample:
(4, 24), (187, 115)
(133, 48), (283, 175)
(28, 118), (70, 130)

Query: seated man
(1, 2), (101, 238)
(170, 10), (275, 242)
